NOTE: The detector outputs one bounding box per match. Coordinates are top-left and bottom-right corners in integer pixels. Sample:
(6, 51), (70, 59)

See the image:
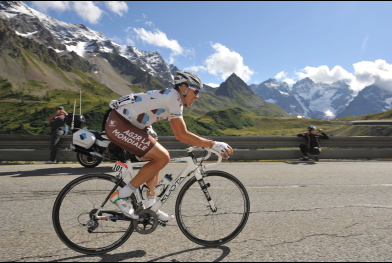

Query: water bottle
(161, 173), (173, 184)
(154, 174), (173, 197)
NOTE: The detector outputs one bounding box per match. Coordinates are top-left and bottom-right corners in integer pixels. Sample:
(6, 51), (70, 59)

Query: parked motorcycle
(65, 113), (156, 168)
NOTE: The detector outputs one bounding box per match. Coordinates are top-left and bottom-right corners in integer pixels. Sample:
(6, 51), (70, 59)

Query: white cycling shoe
(156, 210), (174, 222)
(110, 192), (139, 220)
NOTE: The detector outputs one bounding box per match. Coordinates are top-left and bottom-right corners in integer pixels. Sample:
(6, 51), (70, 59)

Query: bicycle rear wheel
(175, 170), (250, 246)
(52, 173), (134, 255)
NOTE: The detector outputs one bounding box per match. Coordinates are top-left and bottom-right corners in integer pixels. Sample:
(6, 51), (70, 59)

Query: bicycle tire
(52, 173), (134, 255)
(175, 170), (250, 246)
(77, 152), (103, 168)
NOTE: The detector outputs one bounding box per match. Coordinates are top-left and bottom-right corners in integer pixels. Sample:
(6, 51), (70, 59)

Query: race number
(112, 161), (128, 173)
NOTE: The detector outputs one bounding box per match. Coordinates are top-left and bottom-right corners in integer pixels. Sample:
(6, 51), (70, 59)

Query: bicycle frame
(95, 147), (222, 219)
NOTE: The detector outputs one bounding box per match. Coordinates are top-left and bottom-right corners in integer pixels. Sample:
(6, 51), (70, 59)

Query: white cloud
(31, 1), (128, 24)
(104, 1), (128, 16)
(283, 78), (296, 86)
(132, 28), (184, 63)
(206, 83), (220, 88)
(145, 21), (155, 27)
(296, 65), (354, 84)
(294, 60), (392, 92)
(133, 28), (182, 53)
(31, 1), (71, 13)
(205, 43), (254, 82)
(274, 71), (287, 79)
(275, 71), (296, 86)
(184, 65), (206, 72)
(351, 59), (392, 91)
(73, 1), (103, 24)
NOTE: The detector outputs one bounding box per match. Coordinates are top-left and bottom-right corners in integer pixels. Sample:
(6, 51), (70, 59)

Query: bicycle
(52, 146), (250, 255)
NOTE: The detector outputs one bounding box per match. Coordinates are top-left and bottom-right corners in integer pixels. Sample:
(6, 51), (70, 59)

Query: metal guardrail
(1, 135), (392, 149)
(350, 120), (392, 125)
(1, 135), (392, 161)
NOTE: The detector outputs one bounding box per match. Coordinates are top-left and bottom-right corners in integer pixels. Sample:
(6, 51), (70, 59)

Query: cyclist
(297, 126), (329, 161)
(105, 71), (234, 222)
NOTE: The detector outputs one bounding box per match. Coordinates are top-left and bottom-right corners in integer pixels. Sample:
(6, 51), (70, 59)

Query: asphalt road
(1, 160), (392, 262)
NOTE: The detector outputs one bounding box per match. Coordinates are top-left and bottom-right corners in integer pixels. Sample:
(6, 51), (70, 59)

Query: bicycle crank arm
(94, 215), (131, 221)
(94, 211), (131, 221)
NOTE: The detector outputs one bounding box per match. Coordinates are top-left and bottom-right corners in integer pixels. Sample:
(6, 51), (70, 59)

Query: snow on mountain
(251, 78), (356, 119)
(1, 1), (390, 120)
(291, 78), (355, 119)
(250, 79), (304, 116)
(337, 85), (392, 117)
(0, 1), (173, 87)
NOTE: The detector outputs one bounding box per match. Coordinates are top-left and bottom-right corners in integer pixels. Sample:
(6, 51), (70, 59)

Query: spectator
(297, 126), (329, 161)
(46, 106), (68, 164)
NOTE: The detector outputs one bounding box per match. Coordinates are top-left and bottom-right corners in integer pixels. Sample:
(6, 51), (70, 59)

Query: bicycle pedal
(158, 220), (167, 227)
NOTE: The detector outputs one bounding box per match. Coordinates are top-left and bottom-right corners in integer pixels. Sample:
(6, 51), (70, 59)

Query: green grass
(217, 117), (349, 136)
(1, 28), (390, 137)
(0, 75), (388, 136)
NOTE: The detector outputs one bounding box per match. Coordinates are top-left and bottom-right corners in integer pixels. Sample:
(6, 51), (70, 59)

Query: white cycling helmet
(174, 71), (203, 89)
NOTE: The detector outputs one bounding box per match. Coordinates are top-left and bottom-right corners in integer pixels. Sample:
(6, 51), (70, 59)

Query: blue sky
(24, 1), (392, 91)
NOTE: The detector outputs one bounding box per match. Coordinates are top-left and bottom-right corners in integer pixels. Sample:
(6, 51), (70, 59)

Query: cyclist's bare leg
(135, 144), (174, 220)
(130, 142), (170, 188)
(146, 172), (159, 196)
(137, 156), (159, 196)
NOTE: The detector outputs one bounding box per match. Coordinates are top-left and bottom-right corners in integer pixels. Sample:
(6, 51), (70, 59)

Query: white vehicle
(66, 113), (144, 168)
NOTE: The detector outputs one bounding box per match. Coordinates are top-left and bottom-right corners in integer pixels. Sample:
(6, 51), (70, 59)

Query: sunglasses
(188, 84), (200, 95)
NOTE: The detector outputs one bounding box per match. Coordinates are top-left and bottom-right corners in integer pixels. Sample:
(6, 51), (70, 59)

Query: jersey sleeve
(167, 91), (183, 120)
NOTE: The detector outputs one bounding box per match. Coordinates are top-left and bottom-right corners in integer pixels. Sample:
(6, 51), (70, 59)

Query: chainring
(132, 209), (158, 234)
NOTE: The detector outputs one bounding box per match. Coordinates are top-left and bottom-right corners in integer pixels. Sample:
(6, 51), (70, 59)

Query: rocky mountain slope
(0, 1), (290, 135)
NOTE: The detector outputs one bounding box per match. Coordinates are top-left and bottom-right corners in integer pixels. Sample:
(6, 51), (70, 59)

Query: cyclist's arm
(170, 118), (214, 148)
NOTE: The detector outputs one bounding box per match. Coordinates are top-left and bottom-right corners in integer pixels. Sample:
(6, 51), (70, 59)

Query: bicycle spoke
(176, 171), (250, 246)
(53, 174), (134, 255)
(54, 147), (249, 254)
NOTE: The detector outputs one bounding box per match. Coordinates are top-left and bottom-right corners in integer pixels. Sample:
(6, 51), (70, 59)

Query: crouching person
(297, 126), (329, 161)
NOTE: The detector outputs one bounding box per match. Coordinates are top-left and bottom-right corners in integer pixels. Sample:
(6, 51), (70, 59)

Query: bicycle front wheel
(52, 173), (134, 255)
(175, 170), (250, 246)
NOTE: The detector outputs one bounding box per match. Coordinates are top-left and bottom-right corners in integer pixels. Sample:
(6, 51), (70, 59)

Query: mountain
(2, 0), (390, 130)
(0, 1), (290, 135)
(291, 78), (355, 119)
(250, 78), (359, 119)
(336, 85), (392, 118)
(212, 73), (291, 117)
(250, 79), (304, 116)
(0, 1), (172, 91)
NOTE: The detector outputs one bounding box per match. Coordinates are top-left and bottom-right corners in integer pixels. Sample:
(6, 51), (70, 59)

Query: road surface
(1, 160), (392, 262)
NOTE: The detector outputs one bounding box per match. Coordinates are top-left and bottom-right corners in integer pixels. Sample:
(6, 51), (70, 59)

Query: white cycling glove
(212, 141), (231, 154)
(146, 126), (158, 140)
(109, 95), (135, 110)
(109, 100), (120, 110)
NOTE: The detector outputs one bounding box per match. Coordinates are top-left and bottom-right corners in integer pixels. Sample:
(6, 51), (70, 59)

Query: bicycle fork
(195, 170), (217, 212)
